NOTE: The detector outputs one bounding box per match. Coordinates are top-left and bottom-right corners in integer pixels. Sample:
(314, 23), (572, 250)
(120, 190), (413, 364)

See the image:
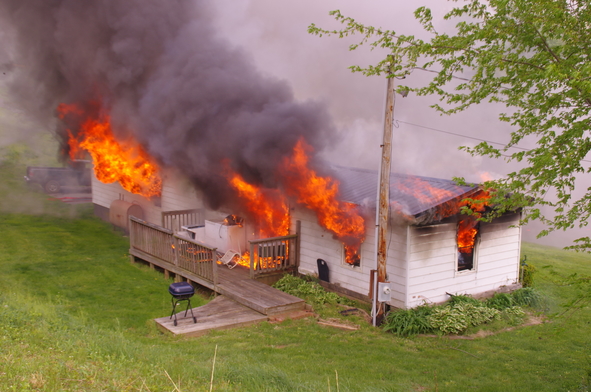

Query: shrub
(272, 274), (303, 293)
(382, 305), (435, 337)
(447, 293), (483, 307)
(511, 287), (544, 309)
(273, 274), (351, 307)
(486, 292), (515, 310)
(427, 303), (500, 335)
(520, 261), (536, 287)
(500, 306), (527, 325)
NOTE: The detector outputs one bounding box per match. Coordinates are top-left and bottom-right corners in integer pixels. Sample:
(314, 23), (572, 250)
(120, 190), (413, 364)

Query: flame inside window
(457, 216), (479, 271)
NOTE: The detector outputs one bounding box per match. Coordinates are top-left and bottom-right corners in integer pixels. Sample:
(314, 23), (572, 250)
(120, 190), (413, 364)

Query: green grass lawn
(0, 159), (591, 391)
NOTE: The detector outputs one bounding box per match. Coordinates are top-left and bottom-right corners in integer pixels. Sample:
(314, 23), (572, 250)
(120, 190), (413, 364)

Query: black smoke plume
(0, 0), (336, 212)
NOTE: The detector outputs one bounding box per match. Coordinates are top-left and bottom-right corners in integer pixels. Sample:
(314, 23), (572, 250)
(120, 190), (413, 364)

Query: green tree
(309, 0), (591, 250)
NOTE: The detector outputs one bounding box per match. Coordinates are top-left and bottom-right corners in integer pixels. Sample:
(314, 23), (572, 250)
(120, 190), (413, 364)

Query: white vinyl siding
(406, 213), (521, 307)
(91, 176), (162, 225)
(294, 209), (407, 308)
(161, 170), (203, 212)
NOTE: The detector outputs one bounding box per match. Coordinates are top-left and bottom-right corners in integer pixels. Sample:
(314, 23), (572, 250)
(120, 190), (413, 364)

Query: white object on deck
(218, 250), (240, 269)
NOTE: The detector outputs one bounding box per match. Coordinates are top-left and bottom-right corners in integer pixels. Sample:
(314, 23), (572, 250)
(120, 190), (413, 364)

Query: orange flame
(226, 250), (287, 269)
(457, 217), (479, 253)
(59, 103), (162, 198)
(456, 191), (490, 253)
(226, 168), (290, 238)
(281, 139), (365, 265)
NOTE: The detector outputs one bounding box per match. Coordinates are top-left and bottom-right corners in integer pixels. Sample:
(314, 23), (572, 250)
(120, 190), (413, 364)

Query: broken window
(457, 216), (480, 271)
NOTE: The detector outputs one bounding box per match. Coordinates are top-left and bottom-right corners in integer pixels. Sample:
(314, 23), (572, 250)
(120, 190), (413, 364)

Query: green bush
(500, 306), (527, 325)
(447, 293), (483, 307)
(520, 262), (536, 287)
(486, 292), (514, 310)
(511, 287), (544, 309)
(427, 303), (500, 335)
(382, 305), (435, 336)
(273, 274), (351, 307)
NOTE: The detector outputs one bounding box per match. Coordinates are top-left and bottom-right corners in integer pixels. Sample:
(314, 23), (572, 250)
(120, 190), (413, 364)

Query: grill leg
(170, 297), (181, 326)
(170, 297), (197, 326)
(182, 298), (197, 324)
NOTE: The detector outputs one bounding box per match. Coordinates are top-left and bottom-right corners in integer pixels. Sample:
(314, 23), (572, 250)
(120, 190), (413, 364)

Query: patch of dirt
(318, 318), (360, 331)
(268, 309), (316, 323)
(424, 313), (548, 340)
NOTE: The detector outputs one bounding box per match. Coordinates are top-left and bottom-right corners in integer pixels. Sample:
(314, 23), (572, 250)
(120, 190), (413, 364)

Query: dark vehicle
(25, 160), (91, 193)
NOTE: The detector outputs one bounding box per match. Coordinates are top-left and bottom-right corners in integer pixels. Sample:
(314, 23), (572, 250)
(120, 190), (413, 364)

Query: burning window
(457, 216), (480, 271)
(342, 243), (361, 267)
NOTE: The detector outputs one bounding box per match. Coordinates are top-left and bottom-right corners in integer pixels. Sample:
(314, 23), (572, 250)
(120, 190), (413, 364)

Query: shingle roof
(332, 165), (479, 218)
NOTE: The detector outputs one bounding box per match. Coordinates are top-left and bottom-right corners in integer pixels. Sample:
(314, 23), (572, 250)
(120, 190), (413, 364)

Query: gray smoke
(0, 0), (336, 212)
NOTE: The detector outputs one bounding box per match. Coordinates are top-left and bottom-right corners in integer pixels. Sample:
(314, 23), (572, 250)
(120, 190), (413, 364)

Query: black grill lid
(169, 282), (195, 297)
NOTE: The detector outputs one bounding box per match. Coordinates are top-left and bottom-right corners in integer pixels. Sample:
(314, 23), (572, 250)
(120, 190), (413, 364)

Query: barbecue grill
(169, 282), (197, 326)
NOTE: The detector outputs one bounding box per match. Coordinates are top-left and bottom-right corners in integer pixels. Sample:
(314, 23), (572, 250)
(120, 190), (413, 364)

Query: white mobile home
(92, 165), (522, 309)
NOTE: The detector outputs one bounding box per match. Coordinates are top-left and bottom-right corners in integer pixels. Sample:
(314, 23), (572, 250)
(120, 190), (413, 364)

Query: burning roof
(332, 165), (481, 224)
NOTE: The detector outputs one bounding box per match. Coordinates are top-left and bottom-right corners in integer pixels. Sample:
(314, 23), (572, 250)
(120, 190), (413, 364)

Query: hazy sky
(208, 0), (591, 247)
(0, 0), (586, 246)
(209, 0), (514, 179)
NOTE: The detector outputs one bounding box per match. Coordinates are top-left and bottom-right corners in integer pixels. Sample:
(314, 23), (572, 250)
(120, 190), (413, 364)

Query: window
(457, 216), (480, 271)
(342, 243), (361, 268)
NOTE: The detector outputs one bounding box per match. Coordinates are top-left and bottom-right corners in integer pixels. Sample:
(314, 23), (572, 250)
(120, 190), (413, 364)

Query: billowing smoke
(0, 0), (336, 212)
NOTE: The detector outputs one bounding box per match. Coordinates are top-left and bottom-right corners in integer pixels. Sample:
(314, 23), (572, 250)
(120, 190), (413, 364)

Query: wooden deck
(129, 216), (306, 336)
(155, 296), (268, 337)
(153, 263), (306, 336)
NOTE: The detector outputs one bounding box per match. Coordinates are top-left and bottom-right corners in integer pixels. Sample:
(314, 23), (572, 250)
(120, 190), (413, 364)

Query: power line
(412, 67), (472, 82)
(395, 119), (591, 163)
(395, 119), (527, 150)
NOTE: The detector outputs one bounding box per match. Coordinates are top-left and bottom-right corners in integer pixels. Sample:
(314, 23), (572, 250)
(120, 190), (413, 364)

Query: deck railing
(249, 234), (298, 279)
(174, 236), (217, 283)
(130, 216), (176, 262)
(161, 209), (205, 232)
(129, 216), (217, 284)
(131, 216), (301, 282)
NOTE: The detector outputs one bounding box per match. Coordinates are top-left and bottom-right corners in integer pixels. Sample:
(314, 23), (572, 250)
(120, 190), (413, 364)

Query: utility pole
(373, 59), (395, 326)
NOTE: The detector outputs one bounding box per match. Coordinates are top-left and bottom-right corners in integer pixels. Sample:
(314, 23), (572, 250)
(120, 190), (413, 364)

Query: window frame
(341, 243), (362, 268)
(456, 219), (480, 274)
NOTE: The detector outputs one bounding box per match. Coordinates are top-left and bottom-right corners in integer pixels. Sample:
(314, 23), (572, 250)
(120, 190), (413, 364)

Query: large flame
(59, 103), (162, 198)
(225, 168), (290, 238)
(281, 139), (365, 265)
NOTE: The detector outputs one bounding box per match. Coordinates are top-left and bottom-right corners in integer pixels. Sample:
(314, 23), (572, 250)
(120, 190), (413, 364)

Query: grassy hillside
(0, 156), (590, 391)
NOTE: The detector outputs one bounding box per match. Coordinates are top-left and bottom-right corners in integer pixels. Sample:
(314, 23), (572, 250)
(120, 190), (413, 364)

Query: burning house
(86, 145), (521, 309)
(0, 0), (521, 310)
(296, 166), (521, 308)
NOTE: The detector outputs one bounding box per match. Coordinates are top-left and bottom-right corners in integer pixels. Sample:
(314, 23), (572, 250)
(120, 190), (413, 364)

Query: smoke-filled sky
(0, 0), (585, 246)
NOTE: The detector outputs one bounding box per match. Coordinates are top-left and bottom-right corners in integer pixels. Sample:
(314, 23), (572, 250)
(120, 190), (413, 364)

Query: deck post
(172, 236), (179, 267)
(295, 220), (301, 270)
(249, 242), (255, 279)
(212, 252), (218, 296)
